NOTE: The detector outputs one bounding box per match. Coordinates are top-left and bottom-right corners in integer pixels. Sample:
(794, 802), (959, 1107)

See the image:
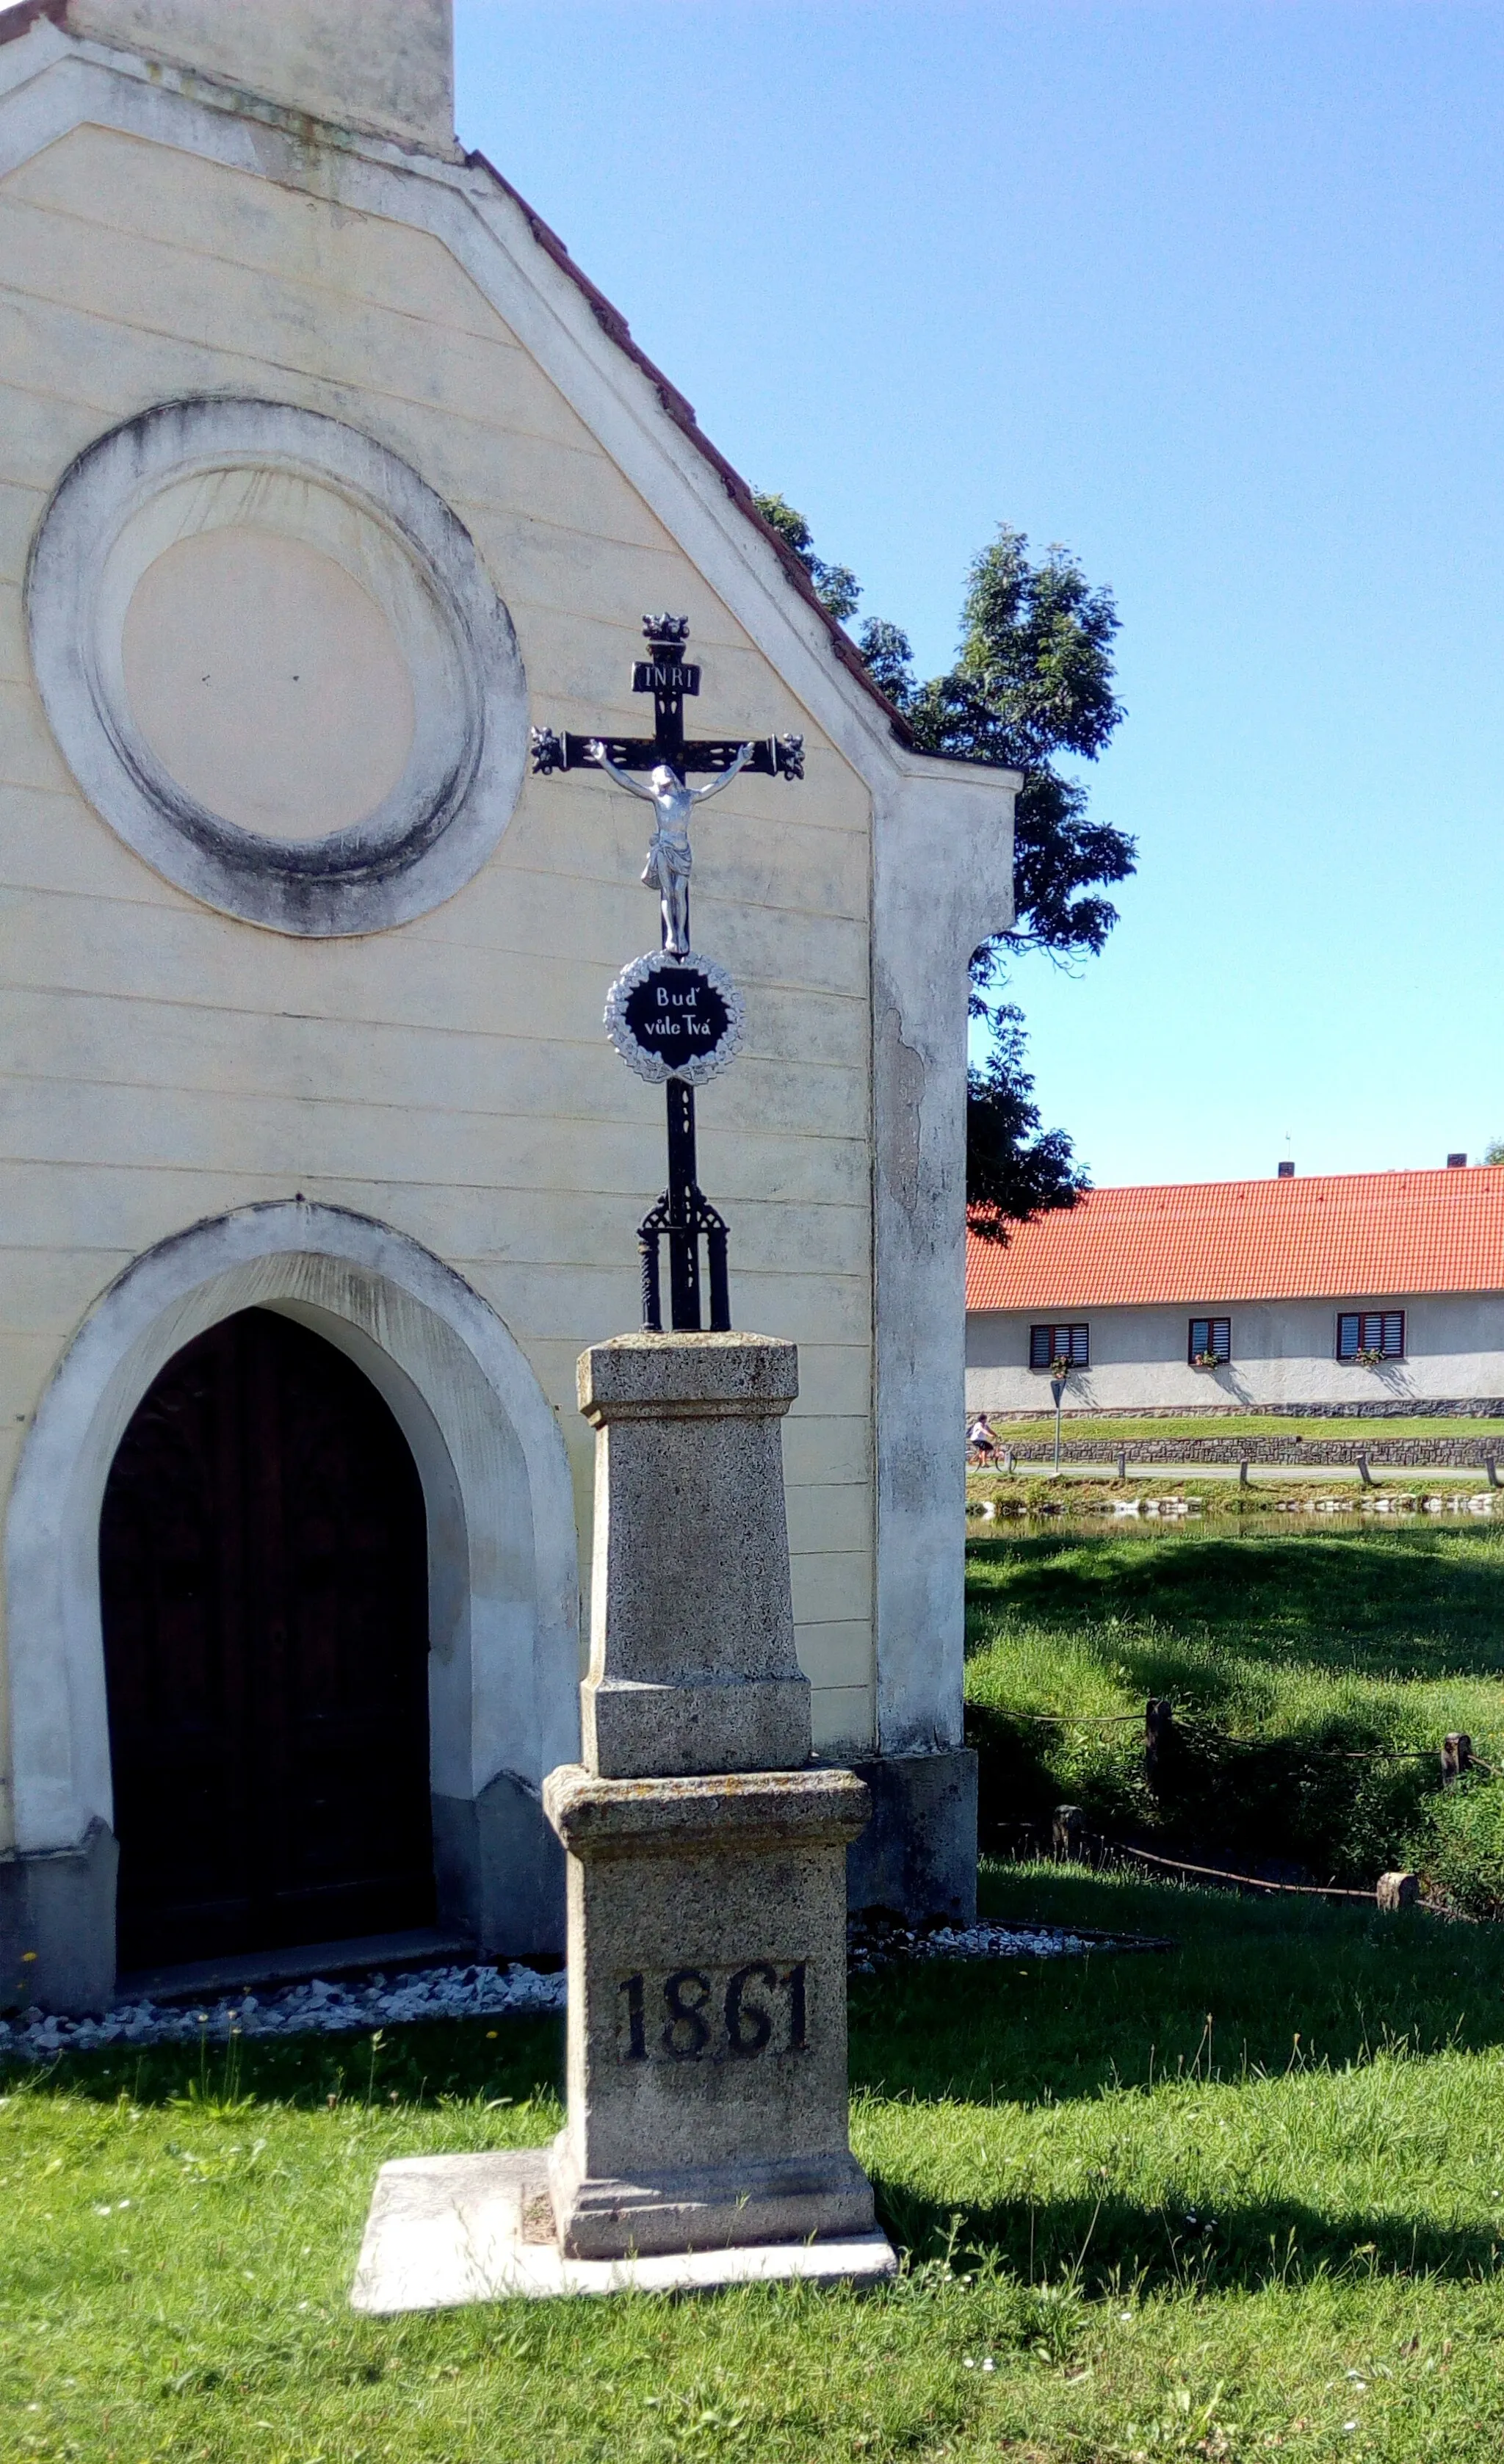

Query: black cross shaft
(530, 616), (800, 1336)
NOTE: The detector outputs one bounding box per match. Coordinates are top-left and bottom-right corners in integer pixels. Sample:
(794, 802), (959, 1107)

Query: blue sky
(454, 1), (1504, 1188)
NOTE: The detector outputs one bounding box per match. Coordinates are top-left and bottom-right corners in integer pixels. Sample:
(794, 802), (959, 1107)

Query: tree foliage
(966, 1006), (1084, 1228)
(753, 496), (1135, 1238)
(753, 493), (861, 624)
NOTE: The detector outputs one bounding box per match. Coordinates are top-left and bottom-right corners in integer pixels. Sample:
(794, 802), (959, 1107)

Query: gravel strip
(849, 1919), (1169, 1972)
(0, 1923), (1168, 2059)
(0, 1961), (565, 2062)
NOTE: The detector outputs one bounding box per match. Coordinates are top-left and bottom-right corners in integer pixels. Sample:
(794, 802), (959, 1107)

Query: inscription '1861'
(617, 1962), (809, 2063)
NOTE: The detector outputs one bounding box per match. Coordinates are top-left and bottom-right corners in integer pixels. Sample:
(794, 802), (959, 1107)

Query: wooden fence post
(1145, 1697), (1176, 1796)
(1442, 1733), (1474, 1785)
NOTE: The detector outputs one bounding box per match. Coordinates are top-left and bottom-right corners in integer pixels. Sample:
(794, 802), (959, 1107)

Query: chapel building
(0, 0), (1016, 2006)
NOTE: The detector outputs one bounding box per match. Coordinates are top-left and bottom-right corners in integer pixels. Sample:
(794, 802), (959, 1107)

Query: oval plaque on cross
(604, 948), (744, 1085)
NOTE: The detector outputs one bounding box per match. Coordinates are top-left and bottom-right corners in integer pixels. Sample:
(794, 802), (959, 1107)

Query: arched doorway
(100, 1307), (435, 1971)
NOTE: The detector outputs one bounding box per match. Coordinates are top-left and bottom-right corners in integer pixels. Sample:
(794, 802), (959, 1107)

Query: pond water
(964, 1508), (1504, 1549)
(969, 1495), (1500, 1535)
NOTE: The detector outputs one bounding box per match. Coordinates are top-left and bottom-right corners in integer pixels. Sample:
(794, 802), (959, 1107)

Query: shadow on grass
(851, 1867), (1504, 2108)
(15, 1871), (1504, 2123)
(872, 2174), (1504, 2291)
(0, 2009), (566, 2111)
(964, 1691), (1440, 1879)
(859, 1873), (1504, 2291)
(966, 1526), (1504, 1683)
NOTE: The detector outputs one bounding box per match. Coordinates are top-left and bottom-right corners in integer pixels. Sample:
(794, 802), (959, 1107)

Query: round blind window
(120, 527), (418, 840)
(28, 400), (528, 936)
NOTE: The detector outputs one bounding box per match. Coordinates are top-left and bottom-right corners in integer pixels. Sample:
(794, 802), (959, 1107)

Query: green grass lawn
(965, 1522), (1504, 1898)
(12, 1522), (1504, 2461)
(980, 1413), (1504, 1446)
(11, 1871), (1504, 2460)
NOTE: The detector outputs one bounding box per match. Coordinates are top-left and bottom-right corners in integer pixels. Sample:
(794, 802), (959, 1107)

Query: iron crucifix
(588, 746), (750, 958)
(530, 613), (803, 956)
(529, 615), (803, 1336)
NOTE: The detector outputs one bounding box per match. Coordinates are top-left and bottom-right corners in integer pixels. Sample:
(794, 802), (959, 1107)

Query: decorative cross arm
(530, 728), (803, 781)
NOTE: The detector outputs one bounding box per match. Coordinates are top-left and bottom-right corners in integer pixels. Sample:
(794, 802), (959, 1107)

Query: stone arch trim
(4, 1204), (580, 1882)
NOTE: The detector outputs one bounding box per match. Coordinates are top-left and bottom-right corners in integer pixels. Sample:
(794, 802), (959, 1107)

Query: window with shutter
(1030, 1323), (1090, 1368)
(1188, 1317), (1232, 1364)
(1337, 1310), (1405, 1360)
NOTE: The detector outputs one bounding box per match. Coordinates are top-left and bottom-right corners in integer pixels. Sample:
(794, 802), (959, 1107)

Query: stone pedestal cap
(545, 1766), (870, 1859)
(578, 1332), (798, 1423)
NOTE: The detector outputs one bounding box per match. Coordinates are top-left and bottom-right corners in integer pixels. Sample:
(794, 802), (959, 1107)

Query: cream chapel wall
(0, 112), (878, 1858)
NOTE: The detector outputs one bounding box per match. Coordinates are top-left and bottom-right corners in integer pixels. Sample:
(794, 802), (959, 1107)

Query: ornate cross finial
(529, 614), (803, 785)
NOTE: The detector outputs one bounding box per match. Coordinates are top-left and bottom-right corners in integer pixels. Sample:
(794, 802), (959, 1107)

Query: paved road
(974, 1460), (1498, 1487)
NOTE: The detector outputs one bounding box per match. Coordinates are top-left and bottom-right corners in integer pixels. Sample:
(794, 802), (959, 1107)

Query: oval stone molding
(27, 400), (528, 936)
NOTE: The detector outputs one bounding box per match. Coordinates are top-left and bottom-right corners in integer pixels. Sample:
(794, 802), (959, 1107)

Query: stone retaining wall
(993, 1399), (1504, 1423)
(995, 1435), (1504, 1468)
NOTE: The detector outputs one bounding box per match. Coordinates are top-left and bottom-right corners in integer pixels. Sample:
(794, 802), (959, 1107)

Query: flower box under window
(1337, 1310), (1404, 1363)
(1188, 1317), (1231, 1367)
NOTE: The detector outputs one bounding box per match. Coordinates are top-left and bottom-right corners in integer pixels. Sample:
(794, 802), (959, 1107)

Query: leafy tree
(753, 494), (861, 625)
(1485, 1138), (1504, 1166)
(966, 1006), (1083, 1226)
(753, 496), (1135, 1237)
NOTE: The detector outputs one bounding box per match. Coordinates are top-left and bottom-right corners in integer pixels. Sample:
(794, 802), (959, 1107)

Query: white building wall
(966, 1293), (1504, 1415)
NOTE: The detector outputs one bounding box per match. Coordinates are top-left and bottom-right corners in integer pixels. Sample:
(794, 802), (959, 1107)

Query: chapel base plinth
(543, 1763), (876, 2261)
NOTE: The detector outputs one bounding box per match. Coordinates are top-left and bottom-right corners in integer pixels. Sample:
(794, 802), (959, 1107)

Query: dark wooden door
(101, 1307), (434, 1971)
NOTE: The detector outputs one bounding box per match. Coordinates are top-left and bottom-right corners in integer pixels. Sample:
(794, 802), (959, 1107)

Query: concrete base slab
(350, 2149), (897, 2311)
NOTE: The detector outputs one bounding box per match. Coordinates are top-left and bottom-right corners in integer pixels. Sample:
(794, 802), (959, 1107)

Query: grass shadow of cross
(849, 1865), (1504, 2098)
(870, 2176), (1504, 2296)
(852, 1873), (1504, 2294)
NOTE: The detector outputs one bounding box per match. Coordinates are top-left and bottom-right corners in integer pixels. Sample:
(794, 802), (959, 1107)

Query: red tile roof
(966, 1168), (1504, 1312)
(0, 1), (67, 42)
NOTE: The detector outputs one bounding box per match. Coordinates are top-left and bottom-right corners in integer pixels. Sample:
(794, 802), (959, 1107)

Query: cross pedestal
(544, 1765), (873, 2258)
(349, 1329), (892, 2305)
(544, 1331), (886, 2264)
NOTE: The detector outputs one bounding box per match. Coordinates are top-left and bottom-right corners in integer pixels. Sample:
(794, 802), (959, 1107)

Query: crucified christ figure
(586, 742), (753, 957)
